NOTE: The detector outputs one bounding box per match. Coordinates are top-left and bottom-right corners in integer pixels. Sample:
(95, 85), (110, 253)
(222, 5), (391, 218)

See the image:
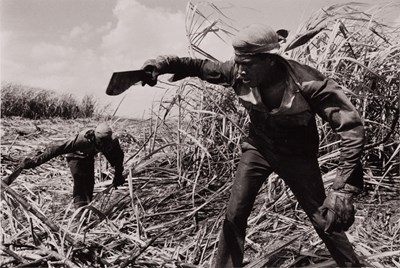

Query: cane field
(1, 2), (399, 268)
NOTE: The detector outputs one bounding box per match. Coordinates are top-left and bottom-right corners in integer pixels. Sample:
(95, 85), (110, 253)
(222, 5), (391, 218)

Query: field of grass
(1, 82), (101, 119)
(1, 1), (399, 268)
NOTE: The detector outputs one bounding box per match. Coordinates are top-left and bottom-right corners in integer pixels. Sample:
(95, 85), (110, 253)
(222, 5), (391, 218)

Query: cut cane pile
(1, 94), (399, 268)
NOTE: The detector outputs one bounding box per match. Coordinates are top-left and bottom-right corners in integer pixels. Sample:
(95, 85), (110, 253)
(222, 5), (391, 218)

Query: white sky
(1, 0), (396, 118)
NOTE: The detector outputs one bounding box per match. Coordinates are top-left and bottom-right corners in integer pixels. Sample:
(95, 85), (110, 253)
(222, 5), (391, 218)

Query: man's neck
(261, 59), (288, 88)
(258, 59), (289, 110)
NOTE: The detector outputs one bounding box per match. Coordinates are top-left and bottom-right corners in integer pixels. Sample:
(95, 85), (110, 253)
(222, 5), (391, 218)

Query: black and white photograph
(1, 0), (399, 267)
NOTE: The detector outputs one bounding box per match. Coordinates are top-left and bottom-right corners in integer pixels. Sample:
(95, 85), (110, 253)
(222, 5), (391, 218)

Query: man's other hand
(320, 190), (355, 234)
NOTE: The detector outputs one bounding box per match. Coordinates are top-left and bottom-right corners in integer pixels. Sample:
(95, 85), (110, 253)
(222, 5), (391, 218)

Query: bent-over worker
(21, 122), (125, 208)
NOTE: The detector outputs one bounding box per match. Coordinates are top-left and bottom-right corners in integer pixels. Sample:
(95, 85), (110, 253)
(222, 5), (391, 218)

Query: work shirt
(153, 55), (365, 191)
(31, 129), (124, 177)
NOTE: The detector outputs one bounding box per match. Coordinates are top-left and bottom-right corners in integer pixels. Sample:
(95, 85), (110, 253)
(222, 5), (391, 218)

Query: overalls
(215, 71), (360, 267)
(152, 55), (364, 267)
(66, 149), (97, 207)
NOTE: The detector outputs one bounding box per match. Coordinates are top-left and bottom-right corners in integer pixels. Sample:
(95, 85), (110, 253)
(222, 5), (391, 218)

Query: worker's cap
(95, 123), (112, 140)
(232, 24), (280, 57)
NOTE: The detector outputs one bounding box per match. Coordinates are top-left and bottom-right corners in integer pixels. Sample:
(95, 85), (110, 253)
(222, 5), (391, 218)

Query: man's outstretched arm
(141, 56), (235, 87)
(21, 132), (92, 169)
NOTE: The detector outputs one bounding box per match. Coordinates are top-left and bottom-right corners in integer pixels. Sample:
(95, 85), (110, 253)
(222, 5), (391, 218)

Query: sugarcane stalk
(1, 180), (78, 246)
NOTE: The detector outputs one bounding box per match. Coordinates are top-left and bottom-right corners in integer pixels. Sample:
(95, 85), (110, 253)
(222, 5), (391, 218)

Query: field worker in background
(21, 122), (125, 208)
(140, 24), (365, 267)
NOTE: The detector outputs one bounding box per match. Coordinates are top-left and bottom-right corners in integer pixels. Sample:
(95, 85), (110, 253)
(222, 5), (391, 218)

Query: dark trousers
(67, 158), (95, 208)
(215, 147), (360, 267)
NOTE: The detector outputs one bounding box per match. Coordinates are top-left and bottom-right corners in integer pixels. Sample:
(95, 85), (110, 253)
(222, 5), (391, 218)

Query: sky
(1, 0), (397, 118)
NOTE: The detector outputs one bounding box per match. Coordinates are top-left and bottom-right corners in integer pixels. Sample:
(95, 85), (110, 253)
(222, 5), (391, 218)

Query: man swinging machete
(106, 23), (365, 267)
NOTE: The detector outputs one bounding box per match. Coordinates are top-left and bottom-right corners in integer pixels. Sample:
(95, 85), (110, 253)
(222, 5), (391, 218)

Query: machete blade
(106, 69), (145, 96)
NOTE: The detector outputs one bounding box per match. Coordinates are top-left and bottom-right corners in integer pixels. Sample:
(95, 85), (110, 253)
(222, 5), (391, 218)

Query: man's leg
(276, 156), (361, 267)
(67, 158), (95, 208)
(215, 147), (273, 268)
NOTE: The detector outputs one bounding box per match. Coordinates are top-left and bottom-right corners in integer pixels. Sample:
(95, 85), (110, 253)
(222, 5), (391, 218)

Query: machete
(2, 165), (23, 186)
(106, 69), (146, 96)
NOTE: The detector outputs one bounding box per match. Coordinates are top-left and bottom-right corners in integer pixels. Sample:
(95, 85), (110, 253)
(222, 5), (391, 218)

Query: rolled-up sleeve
(302, 79), (365, 192)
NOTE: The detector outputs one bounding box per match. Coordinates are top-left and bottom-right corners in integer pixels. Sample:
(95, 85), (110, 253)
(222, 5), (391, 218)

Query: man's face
(234, 54), (273, 87)
(95, 136), (113, 152)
